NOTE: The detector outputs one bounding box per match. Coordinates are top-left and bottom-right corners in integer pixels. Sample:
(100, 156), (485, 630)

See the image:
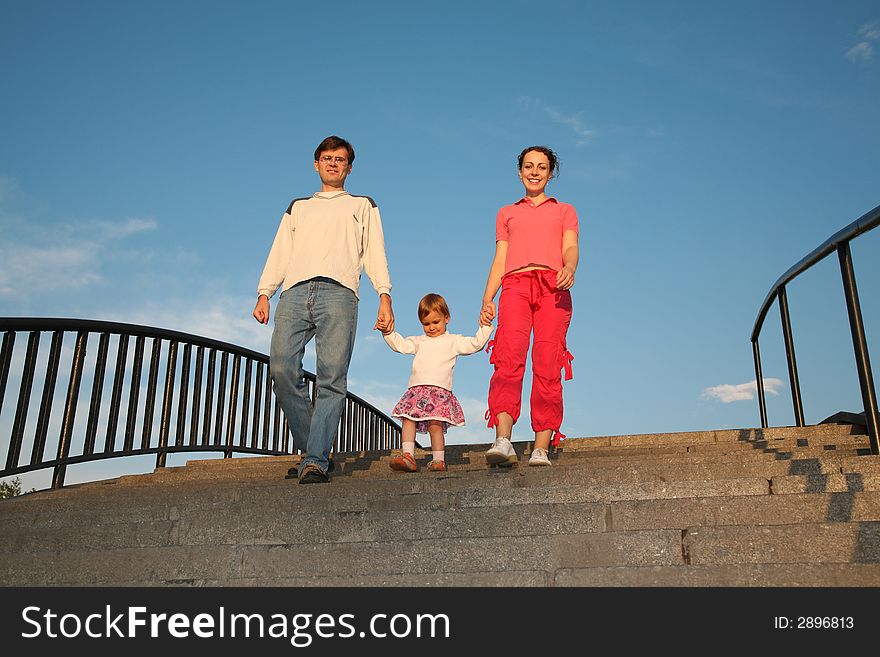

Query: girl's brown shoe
(389, 451), (418, 472)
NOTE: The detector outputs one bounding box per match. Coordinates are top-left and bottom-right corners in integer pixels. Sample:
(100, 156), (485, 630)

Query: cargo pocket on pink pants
(560, 341), (574, 381)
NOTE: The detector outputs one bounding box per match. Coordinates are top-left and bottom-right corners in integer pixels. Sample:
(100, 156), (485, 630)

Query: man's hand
(253, 295), (270, 324)
(374, 293), (395, 335)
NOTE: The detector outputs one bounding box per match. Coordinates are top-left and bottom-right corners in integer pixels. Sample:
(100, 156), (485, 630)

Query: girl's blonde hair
(418, 293), (450, 321)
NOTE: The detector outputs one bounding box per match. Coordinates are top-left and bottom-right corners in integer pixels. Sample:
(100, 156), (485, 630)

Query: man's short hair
(315, 135), (355, 164)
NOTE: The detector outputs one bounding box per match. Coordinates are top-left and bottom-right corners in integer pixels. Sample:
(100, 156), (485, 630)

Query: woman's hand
(556, 265), (575, 290)
(479, 300), (496, 326)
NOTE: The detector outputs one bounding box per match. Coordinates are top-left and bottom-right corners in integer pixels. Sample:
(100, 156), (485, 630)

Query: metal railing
(0, 317), (401, 488)
(751, 203), (880, 455)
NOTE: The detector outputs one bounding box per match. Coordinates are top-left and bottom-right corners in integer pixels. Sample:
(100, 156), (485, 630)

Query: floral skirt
(391, 385), (465, 434)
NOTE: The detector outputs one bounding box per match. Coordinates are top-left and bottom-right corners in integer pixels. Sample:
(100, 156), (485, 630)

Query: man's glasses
(319, 156), (348, 165)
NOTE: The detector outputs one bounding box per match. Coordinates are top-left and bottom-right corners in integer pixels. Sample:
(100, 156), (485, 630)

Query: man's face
(314, 147), (352, 188)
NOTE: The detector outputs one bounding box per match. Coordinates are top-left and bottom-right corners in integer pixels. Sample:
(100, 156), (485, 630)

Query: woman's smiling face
(519, 150), (551, 195)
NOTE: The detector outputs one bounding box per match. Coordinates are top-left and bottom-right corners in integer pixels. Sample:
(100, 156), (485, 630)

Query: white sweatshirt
(384, 325), (494, 391)
(257, 191), (392, 300)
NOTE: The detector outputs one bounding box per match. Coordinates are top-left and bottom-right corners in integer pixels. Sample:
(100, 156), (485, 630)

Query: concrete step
(364, 451), (875, 481)
(551, 436), (872, 458)
(3, 520), (877, 586)
(554, 563), (880, 586)
(557, 423), (866, 448)
(3, 421), (877, 587)
(683, 521), (880, 565)
(9, 488), (880, 556)
(7, 449), (880, 523)
(608, 491), (880, 530)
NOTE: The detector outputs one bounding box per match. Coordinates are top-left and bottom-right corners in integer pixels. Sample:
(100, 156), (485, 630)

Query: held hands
(253, 296), (270, 324)
(479, 300), (496, 327)
(556, 265), (576, 291)
(374, 294), (395, 335)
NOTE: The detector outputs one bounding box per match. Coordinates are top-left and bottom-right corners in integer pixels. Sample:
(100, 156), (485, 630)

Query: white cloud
(518, 96), (596, 146)
(543, 107), (596, 146)
(0, 214), (157, 296)
(847, 42), (874, 62)
(859, 21), (880, 40)
(93, 217), (158, 241)
(847, 21), (879, 62)
(0, 245), (101, 295)
(702, 378), (783, 403)
(114, 295), (273, 354)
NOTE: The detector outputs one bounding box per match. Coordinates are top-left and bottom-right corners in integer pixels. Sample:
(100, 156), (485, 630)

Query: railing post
(752, 338), (768, 428)
(225, 354), (240, 458)
(0, 331), (15, 417)
(156, 340), (178, 469)
(778, 285), (805, 427)
(53, 331), (88, 489)
(34, 331), (64, 465)
(837, 242), (880, 454)
(9, 332), (40, 471)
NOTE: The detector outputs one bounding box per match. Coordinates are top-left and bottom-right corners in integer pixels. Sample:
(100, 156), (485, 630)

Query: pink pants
(486, 269), (573, 446)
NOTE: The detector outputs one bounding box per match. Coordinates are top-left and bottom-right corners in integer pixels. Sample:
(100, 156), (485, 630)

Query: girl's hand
(374, 294), (395, 335)
(479, 301), (496, 326)
(556, 265), (575, 290)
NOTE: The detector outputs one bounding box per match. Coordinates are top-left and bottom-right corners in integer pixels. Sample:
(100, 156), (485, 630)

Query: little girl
(383, 293), (493, 472)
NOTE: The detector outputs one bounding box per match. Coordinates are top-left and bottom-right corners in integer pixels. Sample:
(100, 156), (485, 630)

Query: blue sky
(2, 0), (879, 490)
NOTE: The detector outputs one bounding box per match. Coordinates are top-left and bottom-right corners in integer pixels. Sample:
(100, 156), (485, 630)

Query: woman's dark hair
(314, 135), (355, 164)
(517, 145), (559, 178)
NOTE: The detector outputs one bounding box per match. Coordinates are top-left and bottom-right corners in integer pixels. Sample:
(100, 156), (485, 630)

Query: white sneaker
(528, 447), (551, 467)
(485, 436), (517, 467)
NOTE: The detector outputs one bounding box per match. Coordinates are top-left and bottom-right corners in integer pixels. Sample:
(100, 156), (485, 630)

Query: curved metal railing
(0, 317), (400, 488)
(751, 203), (880, 455)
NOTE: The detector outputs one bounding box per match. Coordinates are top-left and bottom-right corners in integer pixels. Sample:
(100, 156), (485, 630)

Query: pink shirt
(495, 197), (579, 276)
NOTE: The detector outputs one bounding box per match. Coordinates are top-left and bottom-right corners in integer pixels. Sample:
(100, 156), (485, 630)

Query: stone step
(138, 446), (878, 486)
(551, 436), (872, 458)
(8, 450), (880, 522)
(771, 472), (880, 494)
(553, 563), (880, 586)
(10, 488), (880, 556)
(558, 423), (865, 448)
(3, 421), (876, 588)
(10, 563), (876, 587)
(4, 521), (877, 586)
(3, 500), (607, 553)
(608, 491), (880, 531)
(0, 468), (773, 524)
(361, 450), (875, 479)
(0, 529), (684, 585)
(8, 447), (880, 530)
(683, 521), (880, 565)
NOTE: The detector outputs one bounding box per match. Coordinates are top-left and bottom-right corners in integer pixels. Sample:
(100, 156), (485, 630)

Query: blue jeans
(270, 277), (357, 473)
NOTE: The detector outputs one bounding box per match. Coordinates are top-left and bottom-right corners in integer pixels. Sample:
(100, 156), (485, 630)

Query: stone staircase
(2, 422), (879, 586)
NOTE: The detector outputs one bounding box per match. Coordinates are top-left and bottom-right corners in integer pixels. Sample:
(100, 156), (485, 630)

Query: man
(253, 135), (394, 484)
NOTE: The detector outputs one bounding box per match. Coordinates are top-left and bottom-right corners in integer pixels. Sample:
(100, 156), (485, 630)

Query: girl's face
(421, 309), (449, 338)
(519, 150), (551, 196)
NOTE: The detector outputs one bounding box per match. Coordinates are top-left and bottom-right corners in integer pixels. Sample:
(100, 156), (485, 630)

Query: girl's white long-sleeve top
(384, 325), (494, 391)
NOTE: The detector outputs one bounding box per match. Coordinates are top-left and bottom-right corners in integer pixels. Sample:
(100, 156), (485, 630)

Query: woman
(479, 145), (579, 467)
